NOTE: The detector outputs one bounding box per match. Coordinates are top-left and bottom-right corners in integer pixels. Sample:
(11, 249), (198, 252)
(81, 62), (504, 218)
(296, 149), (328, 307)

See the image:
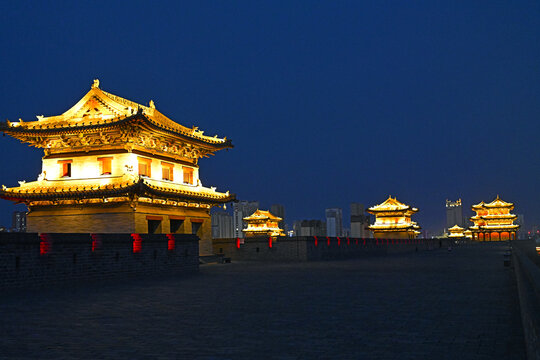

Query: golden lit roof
(0, 174), (234, 204)
(448, 225), (464, 231)
(471, 201), (485, 209)
(1, 79), (232, 148)
(243, 209), (282, 222)
(369, 223), (420, 230)
(367, 196), (417, 213)
(483, 195), (513, 208)
(472, 196), (514, 210)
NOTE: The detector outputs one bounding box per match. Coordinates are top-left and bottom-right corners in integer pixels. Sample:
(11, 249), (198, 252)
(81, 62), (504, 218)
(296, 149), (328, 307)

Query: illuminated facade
(448, 224), (465, 238)
(243, 209), (285, 237)
(469, 196), (519, 241)
(367, 196), (421, 239)
(0, 80), (235, 255)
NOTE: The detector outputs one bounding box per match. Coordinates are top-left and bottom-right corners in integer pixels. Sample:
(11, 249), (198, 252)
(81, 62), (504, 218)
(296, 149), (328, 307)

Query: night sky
(1, 1), (539, 234)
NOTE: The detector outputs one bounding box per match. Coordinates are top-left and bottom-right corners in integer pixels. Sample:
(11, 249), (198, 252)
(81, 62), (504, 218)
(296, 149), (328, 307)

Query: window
(191, 219), (203, 235)
(162, 162), (174, 181)
(147, 215), (162, 234)
(183, 167), (194, 184)
(58, 160), (72, 178)
(148, 220), (161, 234)
(98, 157), (112, 175)
(138, 157), (152, 177)
(170, 219), (184, 233)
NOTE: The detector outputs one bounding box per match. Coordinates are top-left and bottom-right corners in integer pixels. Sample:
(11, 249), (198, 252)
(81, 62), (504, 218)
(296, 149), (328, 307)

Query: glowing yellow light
(243, 209), (285, 237)
(368, 196), (420, 239)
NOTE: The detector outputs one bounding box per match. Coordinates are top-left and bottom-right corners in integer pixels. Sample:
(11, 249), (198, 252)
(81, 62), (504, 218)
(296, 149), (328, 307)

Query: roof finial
(92, 79), (100, 89)
(149, 100), (155, 109)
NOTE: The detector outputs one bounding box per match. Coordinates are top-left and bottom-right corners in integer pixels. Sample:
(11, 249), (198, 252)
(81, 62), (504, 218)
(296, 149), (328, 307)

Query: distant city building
(368, 196), (421, 239)
(12, 211), (26, 232)
(469, 196), (519, 241)
(243, 209), (285, 237)
(270, 204), (286, 230)
(350, 203), (370, 238)
(211, 210), (234, 239)
(446, 199), (465, 229)
(293, 220), (326, 236)
(515, 214), (525, 239)
(325, 208), (343, 237)
(233, 200), (259, 238)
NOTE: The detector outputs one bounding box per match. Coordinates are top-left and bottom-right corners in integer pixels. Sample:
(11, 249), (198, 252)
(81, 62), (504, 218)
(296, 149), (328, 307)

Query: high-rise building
(233, 200), (259, 238)
(350, 203), (370, 238)
(446, 199), (465, 229)
(12, 211), (26, 232)
(325, 208), (343, 237)
(516, 214), (524, 239)
(211, 210), (234, 239)
(293, 220), (326, 236)
(270, 204), (285, 230)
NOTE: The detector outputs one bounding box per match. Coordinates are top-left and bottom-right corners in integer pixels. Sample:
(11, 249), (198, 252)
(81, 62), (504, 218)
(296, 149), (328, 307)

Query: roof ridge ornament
(91, 79), (100, 89)
(149, 100), (155, 109)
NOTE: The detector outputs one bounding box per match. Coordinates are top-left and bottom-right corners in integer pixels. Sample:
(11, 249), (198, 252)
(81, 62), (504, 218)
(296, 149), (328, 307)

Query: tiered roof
(0, 80), (235, 206)
(0, 174), (234, 205)
(243, 209), (282, 222)
(0, 79), (232, 159)
(448, 224), (465, 238)
(367, 196), (418, 214)
(469, 196), (519, 232)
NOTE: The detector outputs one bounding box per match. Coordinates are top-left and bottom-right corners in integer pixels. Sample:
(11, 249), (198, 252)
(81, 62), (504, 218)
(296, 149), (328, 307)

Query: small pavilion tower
(448, 225), (465, 239)
(243, 209), (285, 237)
(367, 196), (421, 239)
(469, 196), (519, 241)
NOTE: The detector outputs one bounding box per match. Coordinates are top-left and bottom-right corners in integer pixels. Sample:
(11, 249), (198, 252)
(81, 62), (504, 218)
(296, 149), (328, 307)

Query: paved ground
(0, 243), (525, 359)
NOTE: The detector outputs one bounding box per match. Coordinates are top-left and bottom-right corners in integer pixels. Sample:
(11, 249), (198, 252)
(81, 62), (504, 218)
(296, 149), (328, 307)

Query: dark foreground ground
(0, 244), (525, 359)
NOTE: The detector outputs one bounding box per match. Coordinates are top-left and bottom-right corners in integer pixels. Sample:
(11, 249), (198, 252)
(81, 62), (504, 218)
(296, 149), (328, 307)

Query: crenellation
(0, 233), (199, 291)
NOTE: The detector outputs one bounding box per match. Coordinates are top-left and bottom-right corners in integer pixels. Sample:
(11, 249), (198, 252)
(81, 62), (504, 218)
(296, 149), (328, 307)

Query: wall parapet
(512, 240), (540, 360)
(0, 232), (199, 291)
(213, 236), (449, 262)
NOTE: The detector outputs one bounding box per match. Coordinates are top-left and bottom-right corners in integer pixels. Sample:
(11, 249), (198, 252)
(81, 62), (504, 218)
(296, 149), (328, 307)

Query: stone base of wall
(26, 202), (213, 255)
(0, 233), (199, 291)
(512, 240), (540, 360)
(213, 236), (448, 262)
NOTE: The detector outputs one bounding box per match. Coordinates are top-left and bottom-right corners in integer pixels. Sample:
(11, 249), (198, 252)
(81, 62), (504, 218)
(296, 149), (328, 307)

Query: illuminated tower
(367, 196), (421, 239)
(448, 224), (465, 239)
(243, 209), (285, 237)
(0, 80), (235, 255)
(469, 196), (519, 241)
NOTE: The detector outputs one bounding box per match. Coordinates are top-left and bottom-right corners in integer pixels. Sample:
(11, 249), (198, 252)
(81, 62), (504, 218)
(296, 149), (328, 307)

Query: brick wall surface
(512, 240), (540, 360)
(0, 233), (199, 291)
(213, 236), (450, 262)
(26, 203), (213, 255)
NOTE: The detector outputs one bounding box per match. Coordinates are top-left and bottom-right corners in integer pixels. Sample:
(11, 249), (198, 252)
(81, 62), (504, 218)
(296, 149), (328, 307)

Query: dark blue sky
(1, 1), (539, 234)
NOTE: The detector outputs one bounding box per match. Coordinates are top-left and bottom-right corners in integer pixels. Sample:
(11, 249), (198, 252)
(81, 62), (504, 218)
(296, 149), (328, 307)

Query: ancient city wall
(0, 232), (199, 291)
(512, 240), (540, 360)
(213, 236), (448, 262)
